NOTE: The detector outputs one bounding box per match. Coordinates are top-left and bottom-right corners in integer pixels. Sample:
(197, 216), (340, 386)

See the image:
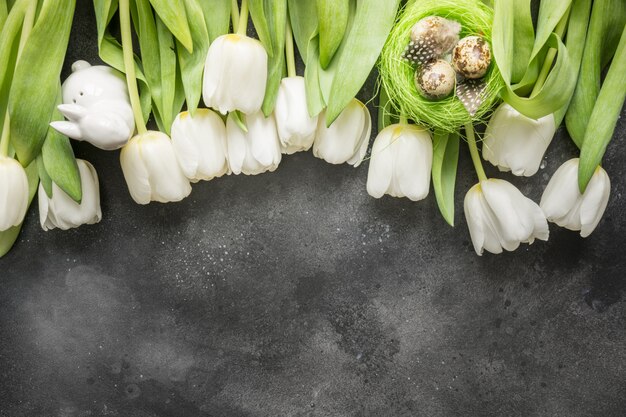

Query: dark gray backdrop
(1, 2), (625, 416)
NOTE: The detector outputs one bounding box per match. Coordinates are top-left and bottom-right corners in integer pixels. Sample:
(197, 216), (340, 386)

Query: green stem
(466, 123), (487, 182)
(231, 0), (239, 34)
(237, 0), (248, 36)
(285, 18), (296, 77)
(0, 113), (10, 157)
(399, 115), (408, 125)
(119, 0), (146, 134)
(531, 7), (572, 97)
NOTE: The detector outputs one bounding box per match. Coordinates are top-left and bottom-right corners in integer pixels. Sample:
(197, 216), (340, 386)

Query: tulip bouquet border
(0, 0), (625, 259)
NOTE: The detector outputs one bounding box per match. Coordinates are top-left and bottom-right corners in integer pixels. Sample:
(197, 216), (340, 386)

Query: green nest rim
(379, 0), (504, 133)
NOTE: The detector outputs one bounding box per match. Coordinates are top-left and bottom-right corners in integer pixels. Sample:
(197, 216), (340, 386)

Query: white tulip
(171, 109), (229, 182)
(464, 179), (549, 255)
(0, 156), (29, 231)
(540, 158), (610, 237)
(226, 111), (282, 175)
(313, 99), (371, 166)
(38, 159), (102, 231)
(483, 103), (557, 177)
(274, 76), (318, 154)
(120, 131), (192, 204)
(366, 124), (433, 201)
(202, 34), (268, 115)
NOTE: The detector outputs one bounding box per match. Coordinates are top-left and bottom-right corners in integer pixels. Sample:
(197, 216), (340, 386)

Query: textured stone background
(1, 2), (625, 416)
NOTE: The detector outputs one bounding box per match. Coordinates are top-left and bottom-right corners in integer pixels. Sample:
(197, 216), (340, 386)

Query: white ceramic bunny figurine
(50, 60), (135, 150)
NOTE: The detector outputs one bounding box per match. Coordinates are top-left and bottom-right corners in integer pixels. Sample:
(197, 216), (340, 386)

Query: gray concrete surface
(0, 2), (624, 416)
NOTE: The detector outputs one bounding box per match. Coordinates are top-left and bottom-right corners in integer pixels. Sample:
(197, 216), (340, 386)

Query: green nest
(379, 0), (504, 132)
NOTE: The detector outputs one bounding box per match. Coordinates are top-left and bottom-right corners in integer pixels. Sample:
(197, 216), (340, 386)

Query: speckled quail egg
(414, 59), (456, 100)
(452, 36), (491, 79)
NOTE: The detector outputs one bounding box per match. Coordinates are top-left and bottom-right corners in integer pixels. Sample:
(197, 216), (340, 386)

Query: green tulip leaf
(248, 0), (274, 57)
(565, 0), (626, 147)
(42, 90), (81, 203)
(0, 0), (7, 30)
(432, 130), (459, 227)
(232, 110), (248, 133)
(287, 0), (318, 60)
(9, 0), (76, 166)
(0, 0), (26, 138)
(553, 0), (592, 127)
(199, 0), (230, 42)
(177, 0), (210, 116)
(317, 0), (349, 69)
(132, 0), (162, 123)
(260, 0), (287, 117)
(156, 15), (178, 135)
(578, 25), (626, 192)
(304, 34), (325, 118)
(325, 0), (401, 125)
(148, 0), (193, 52)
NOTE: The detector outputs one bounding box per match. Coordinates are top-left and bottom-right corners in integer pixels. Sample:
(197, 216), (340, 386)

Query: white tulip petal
(366, 127), (394, 199)
(203, 34), (268, 115)
(249, 113), (279, 167)
(348, 103), (372, 167)
(141, 135), (191, 203)
(226, 114), (246, 175)
(464, 185), (504, 255)
(464, 179), (548, 255)
(481, 180), (527, 243)
(314, 99), (371, 166)
(121, 132), (191, 204)
(483, 103), (556, 177)
(540, 158), (610, 237)
(0, 157), (29, 231)
(39, 160), (102, 231)
(226, 111), (281, 175)
(38, 184), (52, 230)
(540, 158), (580, 222)
(580, 167), (610, 237)
(172, 109), (228, 182)
(394, 128), (432, 201)
(120, 138), (152, 204)
(275, 77), (318, 154)
(171, 115), (200, 179)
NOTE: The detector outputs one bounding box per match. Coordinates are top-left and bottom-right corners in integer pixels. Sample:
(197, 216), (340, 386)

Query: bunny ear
(50, 120), (83, 140)
(58, 103), (87, 121)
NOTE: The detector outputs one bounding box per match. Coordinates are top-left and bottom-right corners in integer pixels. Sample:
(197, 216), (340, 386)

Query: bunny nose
(71, 60), (91, 72)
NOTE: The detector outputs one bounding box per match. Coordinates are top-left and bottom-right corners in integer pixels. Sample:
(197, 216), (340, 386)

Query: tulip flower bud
(171, 109), (229, 182)
(483, 103), (557, 177)
(274, 76), (318, 154)
(0, 156), (29, 231)
(540, 158), (610, 237)
(38, 159), (102, 231)
(226, 111), (282, 175)
(464, 179), (549, 255)
(367, 124), (433, 201)
(120, 131), (192, 204)
(203, 34), (268, 115)
(313, 99), (371, 166)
